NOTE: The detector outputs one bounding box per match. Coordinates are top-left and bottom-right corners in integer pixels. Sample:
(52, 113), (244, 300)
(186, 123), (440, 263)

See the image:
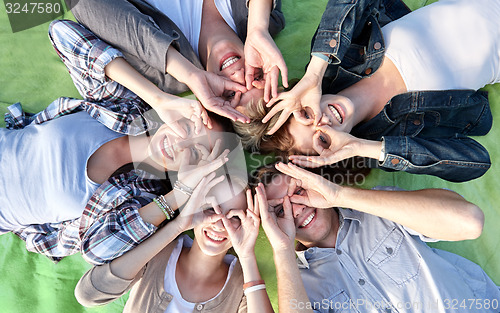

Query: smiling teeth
(329, 105), (343, 124)
(206, 231), (225, 241)
(221, 56), (240, 70)
(163, 138), (174, 159)
(301, 212), (315, 228)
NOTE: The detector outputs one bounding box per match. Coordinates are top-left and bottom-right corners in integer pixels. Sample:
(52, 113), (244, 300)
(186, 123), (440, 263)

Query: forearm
(273, 248), (313, 313)
(240, 255), (274, 313)
(109, 221), (182, 280)
(335, 187), (484, 241)
(247, 0), (273, 32)
(305, 55), (329, 83)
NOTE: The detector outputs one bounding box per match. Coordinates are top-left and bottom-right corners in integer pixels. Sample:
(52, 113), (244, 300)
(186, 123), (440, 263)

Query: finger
(255, 184), (271, 220)
(207, 139), (222, 161)
(288, 155), (323, 168)
(282, 196), (293, 219)
(230, 91), (242, 108)
(213, 105), (250, 123)
(178, 148), (192, 168)
(265, 109), (292, 135)
(292, 111), (314, 126)
(275, 162), (307, 182)
(221, 215), (237, 236)
(261, 101), (284, 123)
(169, 121), (188, 139)
(264, 72), (272, 103)
(199, 107), (212, 129)
(223, 79), (248, 94)
(289, 194), (307, 205)
(199, 149), (229, 175)
(269, 66), (279, 100)
(191, 114), (204, 135)
(245, 208), (260, 225)
(245, 64), (255, 90)
(278, 60), (289, 88)
(287, 177), (299, 197)
(265, 93), (285, 109)
(252, 79), (265, 89)
(226, 209), (246, 221)
(246, 189), (254, 213)
(195, 143), (211, 160)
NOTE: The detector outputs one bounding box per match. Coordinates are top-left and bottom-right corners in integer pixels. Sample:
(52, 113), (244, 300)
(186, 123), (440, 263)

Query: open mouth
(328, 104), (344, 124)
(204, 230), (227, 243)
(220, 54), (241, 71)
(161, 137), (175, 161)
(299, 210), (316, 228)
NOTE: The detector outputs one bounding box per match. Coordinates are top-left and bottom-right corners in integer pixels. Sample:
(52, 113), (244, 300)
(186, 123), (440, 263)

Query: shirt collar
(296, 208), (364, 268)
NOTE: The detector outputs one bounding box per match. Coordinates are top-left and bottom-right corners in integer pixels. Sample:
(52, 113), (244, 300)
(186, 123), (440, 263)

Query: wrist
(306, 55), (329, 80)
(358, 138), (384, 160)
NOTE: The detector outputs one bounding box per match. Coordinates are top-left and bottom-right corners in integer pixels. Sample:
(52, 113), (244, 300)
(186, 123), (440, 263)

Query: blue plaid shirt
(7, 20), (166, 265)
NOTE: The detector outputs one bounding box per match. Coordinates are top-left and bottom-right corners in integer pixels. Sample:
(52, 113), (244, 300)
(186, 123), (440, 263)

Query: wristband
(243, 280), (265, 290)
(153, 195), (174, 220)
(174, 180), (194, 197)
(243, 284), (266, 296)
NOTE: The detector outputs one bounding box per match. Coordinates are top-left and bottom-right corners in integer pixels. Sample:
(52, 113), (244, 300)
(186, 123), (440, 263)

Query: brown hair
(232, 97), (295, 159)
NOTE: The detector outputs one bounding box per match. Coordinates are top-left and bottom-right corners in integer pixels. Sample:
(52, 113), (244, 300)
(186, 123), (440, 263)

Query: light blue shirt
(0, 111), (124, 232)
(296, 208), (500, 313)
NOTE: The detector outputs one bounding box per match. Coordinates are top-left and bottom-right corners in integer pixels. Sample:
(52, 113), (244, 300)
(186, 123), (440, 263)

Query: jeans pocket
(366, 226), (421, 286)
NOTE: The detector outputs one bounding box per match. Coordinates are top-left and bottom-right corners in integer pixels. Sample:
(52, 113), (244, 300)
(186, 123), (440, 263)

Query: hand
(151, 95), (210, 138)
(174, 140), (229, 204)
(261, 72), (322, 135)
(275, 162), (339, 209)
(172, 173), (226, 232)
(219, 189), (260, 259)
(186, 69), (250, 123)
(244, 28), (288, 102)
(288, 126), (380, 167)
(257, 183), (296, 251)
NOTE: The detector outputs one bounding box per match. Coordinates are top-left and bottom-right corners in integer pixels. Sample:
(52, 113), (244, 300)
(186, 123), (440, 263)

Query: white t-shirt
(163, 234), (237, 313)
(145, 0), (237, 58)
(382, 0), (500, 91)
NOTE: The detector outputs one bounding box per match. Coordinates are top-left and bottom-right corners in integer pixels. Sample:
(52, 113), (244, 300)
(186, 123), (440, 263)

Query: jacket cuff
(87, 41), (124, 83)
(378, 136), (408, 170)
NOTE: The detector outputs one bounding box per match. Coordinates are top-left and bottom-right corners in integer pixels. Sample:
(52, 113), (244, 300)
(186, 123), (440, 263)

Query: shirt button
(329, 39), (337, 48)
(125, 209), (130, 214)
(166, 294), (173, 301)
(364, 68), (372, 75)
(386, 247), (393, 255)
(413, 119), (421, 126)
(391, 159), (400, 165)
(336, 249), (342, 255)
(374, 42), (382, 50)
(367, 21), (372, 26)
(359, 48), (365, 56)
(196, 304), (203, 310)
(358, 279), (365, 285)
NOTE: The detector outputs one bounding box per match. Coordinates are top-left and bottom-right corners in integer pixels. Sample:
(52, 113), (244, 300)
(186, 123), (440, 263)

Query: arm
(256, 184), (313, 313)
(245, 0), (288, 101)
(276, 162), (484, 241)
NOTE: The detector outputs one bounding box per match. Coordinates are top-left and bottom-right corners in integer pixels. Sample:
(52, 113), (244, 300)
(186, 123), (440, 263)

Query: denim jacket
(311, 0), (492, 182)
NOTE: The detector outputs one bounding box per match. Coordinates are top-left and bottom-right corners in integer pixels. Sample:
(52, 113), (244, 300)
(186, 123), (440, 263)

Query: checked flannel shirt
(5, 19), (166, 265)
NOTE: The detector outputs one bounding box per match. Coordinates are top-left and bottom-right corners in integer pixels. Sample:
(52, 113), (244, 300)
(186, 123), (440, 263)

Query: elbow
(459, 204), (484, 240)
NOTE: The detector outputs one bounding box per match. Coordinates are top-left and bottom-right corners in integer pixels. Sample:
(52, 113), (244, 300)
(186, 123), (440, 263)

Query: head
(202, 26), (265, 110)
(253, 165), (338, 249)
(193, 175), (248, 257)
(147, 112), (235, 171)
(239, 93), (357, 157)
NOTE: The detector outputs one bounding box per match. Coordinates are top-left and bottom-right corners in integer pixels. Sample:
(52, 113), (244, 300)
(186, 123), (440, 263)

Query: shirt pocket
(324, 290), (361, 313)
(365, 226), (421, 286)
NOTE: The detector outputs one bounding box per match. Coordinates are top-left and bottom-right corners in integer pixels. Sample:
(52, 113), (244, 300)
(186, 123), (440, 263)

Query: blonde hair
(232, 97), (295, 158)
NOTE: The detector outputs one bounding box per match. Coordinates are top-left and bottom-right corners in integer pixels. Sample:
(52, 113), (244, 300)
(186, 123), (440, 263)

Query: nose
(292, 203), (306, 218)
(317, 113), (331, 126)
(229, 68), (245, 85)
(211, 219), (226, 231)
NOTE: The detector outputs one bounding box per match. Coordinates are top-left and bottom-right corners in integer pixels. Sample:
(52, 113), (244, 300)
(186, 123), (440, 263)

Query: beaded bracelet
(153, 195), (174, 220)
(174, 180), (194, 197)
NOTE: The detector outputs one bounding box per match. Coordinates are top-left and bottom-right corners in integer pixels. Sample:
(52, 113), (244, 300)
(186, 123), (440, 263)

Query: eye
(317, 131), (330, 148)
(222, 90), (236, 101)
(302, 110), (311, 120)
(273, 204), (284, 218)
(190, 146), (200, 162)
(203, 208), (216, 215)
(294, 187), (305, 196)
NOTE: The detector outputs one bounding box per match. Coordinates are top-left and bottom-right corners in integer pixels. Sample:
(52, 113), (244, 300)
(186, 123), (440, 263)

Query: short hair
(231, 97), (295, 159)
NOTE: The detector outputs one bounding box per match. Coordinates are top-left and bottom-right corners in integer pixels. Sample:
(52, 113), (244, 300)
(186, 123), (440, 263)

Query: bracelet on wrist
(174, 180), (194, 197)
(153, 195), (175, 220)
(243, 284), (266, 296)
(243, 279), (265, 290)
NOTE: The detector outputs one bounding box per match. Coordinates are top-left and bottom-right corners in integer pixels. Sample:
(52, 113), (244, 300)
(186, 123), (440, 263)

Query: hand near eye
(174, 141), (229, 205)
(219, 189), (260, 260)
(289, 126), (383, 167)
(257, 183), (296, 251)
(186, 69), (250, 123)
(172, 173), (226, 233)
(244, 28), (288, 102)
(275, 162), (339, 209)
(151, 95), (210, 138)
(261, 56), (328, 135)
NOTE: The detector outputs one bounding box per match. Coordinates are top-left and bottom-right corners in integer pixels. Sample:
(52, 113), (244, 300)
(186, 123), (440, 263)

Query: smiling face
(204, 34), (265, 111)
(264, 174), (338, 249)
(147, 118), (224, 171)
(287, 94), (356, 155)
(193, 178), (247, 256)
